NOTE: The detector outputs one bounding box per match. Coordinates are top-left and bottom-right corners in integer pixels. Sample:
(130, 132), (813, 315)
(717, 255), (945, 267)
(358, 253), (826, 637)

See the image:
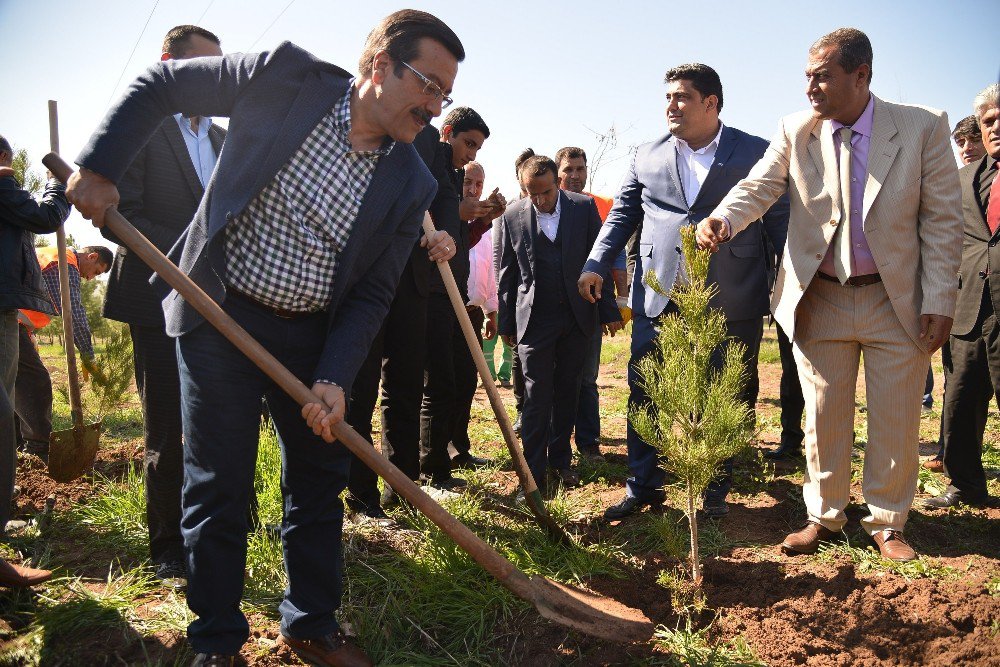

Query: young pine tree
(629, 226), (756, 583)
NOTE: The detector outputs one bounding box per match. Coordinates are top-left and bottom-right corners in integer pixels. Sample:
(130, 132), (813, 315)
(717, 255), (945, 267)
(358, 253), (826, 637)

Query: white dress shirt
(174, 114), (218, 188)
(467, 233), (498, 313)
(676, 122), (724, 206)
(535, 194), (562, 242)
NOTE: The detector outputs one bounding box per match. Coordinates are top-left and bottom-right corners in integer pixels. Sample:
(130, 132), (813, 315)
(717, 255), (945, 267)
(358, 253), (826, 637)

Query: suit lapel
(974, 158), (994, 236)
(862, 96), (899, 224)
(810, 119), (843, 221)
(163, 119), (206, 199)
(523, 199), (537, 275)
(694, 125), (736, 208)
(208, 124), (226, 154)
(663, 136), (685, 204)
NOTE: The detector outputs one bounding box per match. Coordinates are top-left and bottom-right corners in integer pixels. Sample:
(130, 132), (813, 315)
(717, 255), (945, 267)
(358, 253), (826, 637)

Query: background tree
(10, 147), (45, 196)
(629, 227), (756, 583)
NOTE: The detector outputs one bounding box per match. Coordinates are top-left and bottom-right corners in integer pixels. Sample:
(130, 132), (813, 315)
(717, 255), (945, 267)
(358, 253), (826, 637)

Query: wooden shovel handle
(43, 152), (535, 600)
(48, 101), (85, 431)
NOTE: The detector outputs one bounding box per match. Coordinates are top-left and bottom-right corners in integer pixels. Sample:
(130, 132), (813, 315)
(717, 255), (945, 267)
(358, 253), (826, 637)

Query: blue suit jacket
(76, 42), (437, 395)
(498, 191), (619, 342)
(583, 125), (789, 321)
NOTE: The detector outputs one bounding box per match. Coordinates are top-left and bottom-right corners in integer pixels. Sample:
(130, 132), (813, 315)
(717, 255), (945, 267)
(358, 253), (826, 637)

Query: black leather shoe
(452, 453), (490, 469)
(191, 654), (235, 667)
(921, 491), (998, 509)
(513, 413), (522, 437)
(426, 475), (468, 492)
(764, 441), (802, 460)
(701, 498), (729, 519)
(154, 560), (187, 590)
(603, 493), (666, 521)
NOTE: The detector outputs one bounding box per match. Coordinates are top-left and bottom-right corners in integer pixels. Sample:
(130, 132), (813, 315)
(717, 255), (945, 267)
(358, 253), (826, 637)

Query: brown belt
(224, 286), (321, 320)
(816, 271), (882, 287)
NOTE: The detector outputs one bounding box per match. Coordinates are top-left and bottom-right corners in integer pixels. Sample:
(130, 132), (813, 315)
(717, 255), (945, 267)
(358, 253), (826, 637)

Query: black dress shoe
(425, 474), (468, 492)
(921, 491), (997, 509)
(513, 414), (522, 437)
(452, 453), (490, 469)
(603, 493), (666, 521)
(701, 497), (729, 519)
(154, 560), (188, 590)
(578, 444), (605, 462)
(764, 441), (802, 460)
(191, 654), (235, 667)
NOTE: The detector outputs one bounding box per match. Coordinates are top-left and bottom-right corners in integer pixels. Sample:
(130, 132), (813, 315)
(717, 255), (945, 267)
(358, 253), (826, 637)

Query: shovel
(422, 217), (570, 544)
(43, 152), (653, 643)
(45, 101), (101, 483)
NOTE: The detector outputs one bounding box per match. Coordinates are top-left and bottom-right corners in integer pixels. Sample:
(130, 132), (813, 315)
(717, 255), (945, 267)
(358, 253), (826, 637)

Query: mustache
(412, 108), (432, 124)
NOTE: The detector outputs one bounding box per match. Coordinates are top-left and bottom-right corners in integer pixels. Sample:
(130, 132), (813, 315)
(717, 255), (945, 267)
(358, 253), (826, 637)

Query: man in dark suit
(499, 156), (621, 491)
(923, 84), (1000, 510)
(99, 24), (225, 589)
(344, 123), (458, 522)
(66, 10), (464, 666)
(578, 63), (788, 520)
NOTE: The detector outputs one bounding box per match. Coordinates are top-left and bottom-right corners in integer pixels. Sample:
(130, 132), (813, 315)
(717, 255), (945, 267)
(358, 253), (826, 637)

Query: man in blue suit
(67, 10), (464, 667)
(579, 63), (788, 521)
(499, 156), (621, 492)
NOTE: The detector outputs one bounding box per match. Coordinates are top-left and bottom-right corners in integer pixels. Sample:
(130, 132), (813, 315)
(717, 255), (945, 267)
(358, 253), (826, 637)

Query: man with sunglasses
(66, 10), (464, 667)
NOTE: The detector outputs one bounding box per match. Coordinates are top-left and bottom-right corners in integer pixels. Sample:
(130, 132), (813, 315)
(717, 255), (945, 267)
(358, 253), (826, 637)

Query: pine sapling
(629, 227), (756, 583)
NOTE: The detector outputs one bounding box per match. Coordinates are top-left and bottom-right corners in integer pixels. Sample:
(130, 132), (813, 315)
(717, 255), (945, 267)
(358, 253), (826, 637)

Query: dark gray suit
(101, 118), (224, 568)
(75, 43), (436, 653)
(940, 155), (998, 501)
(499, 191), (618, 485)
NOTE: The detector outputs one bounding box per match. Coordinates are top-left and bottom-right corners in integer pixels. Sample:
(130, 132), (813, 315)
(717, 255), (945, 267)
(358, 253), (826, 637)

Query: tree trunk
(687, 480), (700, 583)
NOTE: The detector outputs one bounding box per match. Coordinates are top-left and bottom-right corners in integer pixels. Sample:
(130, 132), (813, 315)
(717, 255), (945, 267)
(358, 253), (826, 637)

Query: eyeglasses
(400, 61), (453, 109)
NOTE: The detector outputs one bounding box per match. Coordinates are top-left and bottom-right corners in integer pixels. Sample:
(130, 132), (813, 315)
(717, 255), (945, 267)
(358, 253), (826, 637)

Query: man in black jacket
(0, 134), (69, 533)
(100, 24), (225, 589)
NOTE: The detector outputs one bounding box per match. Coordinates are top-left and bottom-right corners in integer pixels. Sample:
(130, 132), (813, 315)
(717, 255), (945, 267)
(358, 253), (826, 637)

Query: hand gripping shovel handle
(421, 217), (570, 544)
(42, 152), (537, 601)
(48, 102), (85, 432)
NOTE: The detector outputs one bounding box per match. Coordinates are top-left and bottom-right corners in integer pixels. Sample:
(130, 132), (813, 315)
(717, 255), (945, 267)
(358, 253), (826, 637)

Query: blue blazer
(76, 42), (437, 395)
(583, 125), (789, 321)
(498, 190), (619, 342)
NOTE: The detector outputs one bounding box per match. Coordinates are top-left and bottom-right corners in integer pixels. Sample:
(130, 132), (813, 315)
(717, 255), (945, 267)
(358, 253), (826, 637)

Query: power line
(195, 0), (217, 26)
(247, 0), (296, 52)
(105, 0), (162, 107)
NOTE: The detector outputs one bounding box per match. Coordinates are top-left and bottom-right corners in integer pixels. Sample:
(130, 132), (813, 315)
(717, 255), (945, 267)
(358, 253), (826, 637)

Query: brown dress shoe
(0, 558), (52, 588)
(780, 522), (842, 555)
(551, 467), (580, 488)
(922, 457), (944, 473)
(278, 630), (373, 667)
(871, 529), (916, 562)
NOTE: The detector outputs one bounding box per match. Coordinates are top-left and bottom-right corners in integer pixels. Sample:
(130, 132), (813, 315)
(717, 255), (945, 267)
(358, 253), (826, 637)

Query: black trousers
(512, 350), (525, 413)
(14, 326), (52, 448)
(346, 275), (428, 511)
(420, 293), (461, 478)
(452, 307), (484, 457)
(776, 321), (805, 449)
(130, 323), (185, 565)
(940, 288), (997, 500)
(518, 307), (588, 487)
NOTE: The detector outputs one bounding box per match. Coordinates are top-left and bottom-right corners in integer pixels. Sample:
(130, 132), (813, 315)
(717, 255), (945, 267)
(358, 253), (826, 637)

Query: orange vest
(585, 192), (614, 222)
(18, 247), (77, 331)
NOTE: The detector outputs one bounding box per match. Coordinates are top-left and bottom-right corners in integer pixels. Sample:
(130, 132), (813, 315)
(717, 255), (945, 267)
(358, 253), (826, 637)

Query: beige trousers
(793, 277), (929, 535)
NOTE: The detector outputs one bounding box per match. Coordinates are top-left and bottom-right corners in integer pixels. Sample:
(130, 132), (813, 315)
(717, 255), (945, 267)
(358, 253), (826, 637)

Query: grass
(653, 617), (765, 667)
(813, 541), (962, 580)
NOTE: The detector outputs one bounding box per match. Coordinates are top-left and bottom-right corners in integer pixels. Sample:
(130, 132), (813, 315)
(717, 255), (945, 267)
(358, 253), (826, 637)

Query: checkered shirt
(41, 254), (94, 359)
(225, 84), (393, 312)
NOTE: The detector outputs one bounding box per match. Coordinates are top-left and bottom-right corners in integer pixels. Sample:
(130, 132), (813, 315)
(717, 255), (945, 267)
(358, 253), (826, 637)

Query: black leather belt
(225, 286), (320, 320)
(816, 271), (882, 287)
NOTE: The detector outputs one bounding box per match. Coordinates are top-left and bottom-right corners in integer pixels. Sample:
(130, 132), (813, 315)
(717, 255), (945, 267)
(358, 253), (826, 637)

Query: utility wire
(247, 0), (296, 51)
(195, 0), (217, 26)
(105, 0), (162, 107)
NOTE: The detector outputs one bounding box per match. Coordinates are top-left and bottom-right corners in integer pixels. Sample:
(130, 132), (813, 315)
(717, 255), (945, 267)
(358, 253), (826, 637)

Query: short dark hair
(0, 134), (11, 157)
(518, 155), (558, 182)
(162, 25), (220, 57)
(664, 63), (724, 112)
(810, 28), (873, 83)
(443, 106), (490, 138)
(953, 115), (982, 142)
(554, 147), (587, 167)
(358, 9), (465, 78)
(514, 147), (535, 178)
(79, 245), (114, 267)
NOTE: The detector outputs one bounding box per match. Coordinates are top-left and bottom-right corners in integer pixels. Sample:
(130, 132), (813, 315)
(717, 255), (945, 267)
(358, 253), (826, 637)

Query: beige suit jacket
(710, 95), (962, 346)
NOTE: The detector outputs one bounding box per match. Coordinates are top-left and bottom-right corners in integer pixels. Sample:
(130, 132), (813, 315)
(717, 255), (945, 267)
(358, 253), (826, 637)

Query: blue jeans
(177, 297), (349, 654)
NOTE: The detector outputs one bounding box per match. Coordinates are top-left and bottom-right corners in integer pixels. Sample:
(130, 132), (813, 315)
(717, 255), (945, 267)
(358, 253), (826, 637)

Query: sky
(1, 0), (997, 252)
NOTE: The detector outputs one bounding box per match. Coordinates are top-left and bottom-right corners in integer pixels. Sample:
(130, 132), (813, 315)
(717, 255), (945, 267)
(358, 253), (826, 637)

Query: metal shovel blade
(528, 575), (654, 643)
(48, 420), (102, 483)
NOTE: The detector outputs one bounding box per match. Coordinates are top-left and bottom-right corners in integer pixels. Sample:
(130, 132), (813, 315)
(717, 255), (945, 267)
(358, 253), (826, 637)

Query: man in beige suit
(697, 28), (961, 562)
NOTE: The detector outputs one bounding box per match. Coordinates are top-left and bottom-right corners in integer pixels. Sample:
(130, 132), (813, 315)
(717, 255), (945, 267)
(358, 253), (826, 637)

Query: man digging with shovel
(66, 10), (463, 667)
